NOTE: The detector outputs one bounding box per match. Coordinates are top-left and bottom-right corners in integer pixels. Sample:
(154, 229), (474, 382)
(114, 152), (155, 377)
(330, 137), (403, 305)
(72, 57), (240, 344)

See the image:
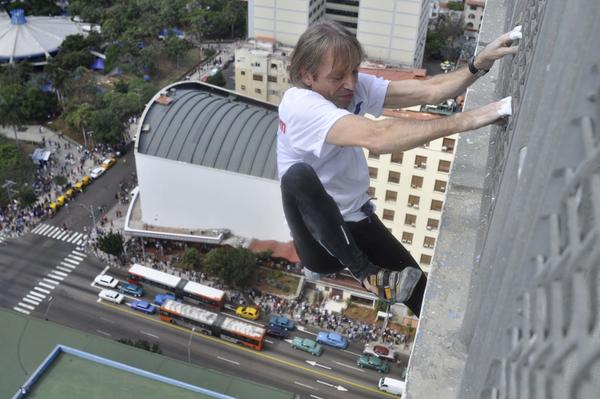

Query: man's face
(302, 50), (359, 108)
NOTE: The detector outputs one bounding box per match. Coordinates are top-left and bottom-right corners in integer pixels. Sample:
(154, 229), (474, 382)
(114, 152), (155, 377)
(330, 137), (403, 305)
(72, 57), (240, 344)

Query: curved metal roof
(0, 10), (89, 63)
(138, 82), (279, 180)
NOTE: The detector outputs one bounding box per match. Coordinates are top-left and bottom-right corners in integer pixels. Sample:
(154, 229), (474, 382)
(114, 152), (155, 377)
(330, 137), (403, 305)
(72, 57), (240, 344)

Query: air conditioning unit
(414, 205), (419, 209)
(442, 146), (448, 151)
(411, 223), (416, 227)
(426, 226), (433, 230)
(411, 185), (417, 188)
(141, 124), (151, 132)
(407, 241), (412, 245)
(414, 164), (420, 168)
(440, 186), (446, 191)
(408, 203), (413, 207)
(401, 239), (407, 243)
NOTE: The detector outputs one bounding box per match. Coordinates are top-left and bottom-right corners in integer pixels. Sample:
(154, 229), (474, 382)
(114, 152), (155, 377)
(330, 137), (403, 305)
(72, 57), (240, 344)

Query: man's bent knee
(281, 163), (322, 193)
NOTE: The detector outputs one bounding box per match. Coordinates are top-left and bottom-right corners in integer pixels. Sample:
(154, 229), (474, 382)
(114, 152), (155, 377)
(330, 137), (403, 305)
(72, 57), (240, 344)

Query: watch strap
(468, 56), (488, 76)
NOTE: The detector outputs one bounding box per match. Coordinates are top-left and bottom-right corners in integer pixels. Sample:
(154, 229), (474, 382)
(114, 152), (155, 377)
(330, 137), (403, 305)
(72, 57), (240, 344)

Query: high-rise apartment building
(463, 0), (485, 40)
(247, 0), (432, 67)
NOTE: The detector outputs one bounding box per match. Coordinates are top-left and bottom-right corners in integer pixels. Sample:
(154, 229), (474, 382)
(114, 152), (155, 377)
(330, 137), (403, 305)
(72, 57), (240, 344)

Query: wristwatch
(468, 56), (489, 77)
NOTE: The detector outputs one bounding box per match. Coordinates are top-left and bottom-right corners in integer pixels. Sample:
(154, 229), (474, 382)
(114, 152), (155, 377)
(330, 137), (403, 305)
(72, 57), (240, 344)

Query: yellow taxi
(56, 195), (66, 206)
(74, 181), (84, 191)
(100, 157), (117, 170)
(82, 175), (91, 186)
(235, 306), (260, 320)
(49, 202), (58, 211)
(65, 188), (76, 199)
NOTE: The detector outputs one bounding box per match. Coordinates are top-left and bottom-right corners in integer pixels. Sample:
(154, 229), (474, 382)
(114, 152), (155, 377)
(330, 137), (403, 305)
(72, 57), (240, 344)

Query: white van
(378, 377), (405, 396)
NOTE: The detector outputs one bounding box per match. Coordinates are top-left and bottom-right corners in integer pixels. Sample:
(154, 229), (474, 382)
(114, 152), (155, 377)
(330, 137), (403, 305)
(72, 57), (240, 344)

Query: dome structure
(0, 9), (90, 64)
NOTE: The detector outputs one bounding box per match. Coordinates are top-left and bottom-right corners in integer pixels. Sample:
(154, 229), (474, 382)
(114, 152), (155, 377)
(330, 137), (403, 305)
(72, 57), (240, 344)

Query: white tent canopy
(0, 9), (89, 64)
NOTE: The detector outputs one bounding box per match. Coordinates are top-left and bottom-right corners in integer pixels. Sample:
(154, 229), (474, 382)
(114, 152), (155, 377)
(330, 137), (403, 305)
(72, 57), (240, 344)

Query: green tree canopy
(178, 247), (203, 270)
(206, 70), (226, 87)
(204, 247), (257, 289)
(97, 232), (124, 258)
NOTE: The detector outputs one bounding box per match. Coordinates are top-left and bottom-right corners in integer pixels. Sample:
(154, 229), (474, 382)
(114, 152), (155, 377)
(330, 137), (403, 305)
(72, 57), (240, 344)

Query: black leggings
(281, 162), (427, 317)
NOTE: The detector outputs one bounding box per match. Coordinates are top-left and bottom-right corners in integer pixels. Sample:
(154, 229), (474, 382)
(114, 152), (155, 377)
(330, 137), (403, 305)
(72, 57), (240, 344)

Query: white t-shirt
(277, 73), (389, 221)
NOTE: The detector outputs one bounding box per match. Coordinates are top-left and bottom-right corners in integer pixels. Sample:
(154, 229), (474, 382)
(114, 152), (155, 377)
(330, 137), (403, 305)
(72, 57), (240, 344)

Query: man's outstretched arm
(383, 26), (522, 108)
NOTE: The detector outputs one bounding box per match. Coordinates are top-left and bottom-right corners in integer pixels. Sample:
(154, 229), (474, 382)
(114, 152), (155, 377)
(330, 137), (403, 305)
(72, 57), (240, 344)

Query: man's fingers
(498, 45), (519, 57)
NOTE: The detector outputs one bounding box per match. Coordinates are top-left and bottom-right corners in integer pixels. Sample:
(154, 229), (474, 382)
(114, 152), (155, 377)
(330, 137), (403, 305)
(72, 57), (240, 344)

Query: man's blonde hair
(289, 21), (364, 88)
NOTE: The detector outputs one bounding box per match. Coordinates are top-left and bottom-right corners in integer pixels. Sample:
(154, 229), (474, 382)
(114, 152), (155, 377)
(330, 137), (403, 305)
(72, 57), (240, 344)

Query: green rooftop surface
(0, 309), (296, 399)
(27, 352), (209, 399)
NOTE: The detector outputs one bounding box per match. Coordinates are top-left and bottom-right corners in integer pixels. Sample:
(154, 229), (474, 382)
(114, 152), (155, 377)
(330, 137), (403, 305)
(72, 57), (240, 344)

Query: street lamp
(78, 203), (97, 240)
(187, 327), (196, 363)
(44, 295), (54, 320)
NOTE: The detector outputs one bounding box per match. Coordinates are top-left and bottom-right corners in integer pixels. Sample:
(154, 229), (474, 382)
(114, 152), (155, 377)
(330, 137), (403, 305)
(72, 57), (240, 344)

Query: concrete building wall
(248, 0), (311, 46)
(135, 153), (291, 241)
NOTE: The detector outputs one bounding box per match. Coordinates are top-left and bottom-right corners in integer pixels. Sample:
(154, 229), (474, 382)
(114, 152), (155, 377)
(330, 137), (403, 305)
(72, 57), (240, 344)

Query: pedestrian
(277, 21), (521, 318)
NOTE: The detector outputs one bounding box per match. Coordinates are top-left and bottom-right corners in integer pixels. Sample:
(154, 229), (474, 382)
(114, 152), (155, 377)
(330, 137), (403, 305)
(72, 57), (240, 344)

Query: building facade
(247, 0), (432, 67)
(463, 0), (485, 40)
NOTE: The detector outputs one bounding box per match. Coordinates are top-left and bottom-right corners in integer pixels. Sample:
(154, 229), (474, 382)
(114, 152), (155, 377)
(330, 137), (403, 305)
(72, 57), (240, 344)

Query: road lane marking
(29, 291), (45, 300)
(18, 302), (35, 310)
(49, 229), (63, 239)
(13, 306), (30, 315)
(96, 329), (112, 337)
(38, 282), (55, 289)
(22, 297), (40, 306)
(72, 250), (86, 257)
(60, 261), (76, 269)
(140, 331), (159, 339)
(100, 317), (115, 323)
(217, 356), (240, 366)
(56, 266), (72, 273)
(76, 239), (84, 245)
(333, 361), (365, 372)
(294, 381), (316, 390)
(47, 273), (64, 281)
(265, 339), (274, 344)
(34, 287), (51, 294)
(56, 232), (68, 241)
(306, 360), (331, 369)
(43, 277), (60, 285)
(63, 258), (79, 265)
(310, 395), (325, 399)
(316, 380), (348, 391)
(52, 270), (68, 277)
(68, 254), (85, 261)
(25, 294), (42, 303)
(67, 233), (81, 243)
(342, 349), (361, 356)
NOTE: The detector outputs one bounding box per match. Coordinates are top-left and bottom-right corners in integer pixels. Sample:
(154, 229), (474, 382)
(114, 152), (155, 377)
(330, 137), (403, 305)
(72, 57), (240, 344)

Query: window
(368, 167), (378, 179)
(411, 175), (423, 188)
(268, 75), (277, 83)
(423, 236), (436, 249)
(427, 218), (439, 230)
(408, 195), (420, 208)
(270, 63), (278, 69)
(391, 152), (403, 164)
(385, 190), (397, 202)
(434, 180), (447, 193)
(420, 254), (432, 265)
(382, 209), (395, 221)
(240, 85), (246, 90)
(367, 186), (376, 197)
(404, 213), (416, 226)
(240, 71), (246, 76)
(438, 160), (451, 173)
(368, 151), (379, 159)
(442, 138), (455, 153)
(255, 88), (262, 94)
(431, 199), (443, 212)
(388, 171), (400, 183)
(415, 155), (427, 169)
(253, 74), (263, 82)
(268, 89), (280, 96)
(470, 5), (477, 10)
(401, 232), (413, 244)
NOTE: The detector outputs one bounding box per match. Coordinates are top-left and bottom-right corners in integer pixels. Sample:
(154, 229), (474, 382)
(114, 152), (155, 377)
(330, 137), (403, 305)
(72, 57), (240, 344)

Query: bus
(127, 264), (226, 310)
(159, 299), (265, 351)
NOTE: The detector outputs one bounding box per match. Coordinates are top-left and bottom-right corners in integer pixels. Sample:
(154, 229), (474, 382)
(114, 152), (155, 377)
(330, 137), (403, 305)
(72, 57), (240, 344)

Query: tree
(374, 299), (388, 312)
(0, 83), (26, 149)
(206, 70), (226, 87)
(179, 247), (203, 270)
(18, 187), (37, 208)
(164, 35), (189, 68)
(117, 338), (162, 354)
(97, 232), (124, 258)
(426, 16), (466, 61)
(204, 247), (257, 289)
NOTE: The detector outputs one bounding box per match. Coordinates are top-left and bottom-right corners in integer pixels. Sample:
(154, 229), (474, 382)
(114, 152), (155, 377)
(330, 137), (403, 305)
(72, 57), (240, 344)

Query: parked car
(64, 188), (76, 199)
(266, 324), (289, 339)
(291, 337), (323, 356)
(357, 354), (390, 373)
(316, 331), (348, 349)
(153, 293), (176, 306)
(98, 289), (124, 304)
(130, 300), (156, 314)
(269, 315), (295, 330)
(118, 283), (143, 297)
(363, 342), (398, 361)
(377, 377), (405, 396)
(94, 274), (119, 288)
(90, 167), (104, 179)
(56, 195), (66, 206)
(235, 306), (260, 320)
(100, 157), (117, 170)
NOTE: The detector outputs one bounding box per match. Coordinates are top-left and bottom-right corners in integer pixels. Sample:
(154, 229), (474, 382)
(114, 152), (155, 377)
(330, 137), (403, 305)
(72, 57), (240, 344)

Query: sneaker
(355, 266), (422, 303)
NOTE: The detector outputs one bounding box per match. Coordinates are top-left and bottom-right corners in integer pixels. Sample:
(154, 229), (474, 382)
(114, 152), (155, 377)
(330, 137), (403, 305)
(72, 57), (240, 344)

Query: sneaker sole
(392, 267), (422, 303)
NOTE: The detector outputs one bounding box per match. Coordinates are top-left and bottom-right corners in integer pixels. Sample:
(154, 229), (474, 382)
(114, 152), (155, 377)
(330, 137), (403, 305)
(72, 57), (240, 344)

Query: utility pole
(187, 327), (196, 363)
(44, 296), (54, 320)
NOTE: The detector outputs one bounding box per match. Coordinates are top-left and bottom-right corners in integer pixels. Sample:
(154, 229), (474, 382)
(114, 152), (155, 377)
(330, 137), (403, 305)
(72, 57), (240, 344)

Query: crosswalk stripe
(43, 277), (60, 285)
(18, 302), (35, 310)
(56, 266), (72, 273)
(76, 239), (83, 245)
(66, 233), (78, 243)
(76, 247), (84, 252)
(13, 307), (30, 315)
(68, 254), (85, 262)
(38, 281), (55, 290)
(72, 250), (86, 257)
(34, 286), (51, 294)
(29, 291), (46, 300)
(60, 261), (76, 269)
(52, 270), (68, 277)
(58, 232), (70, 241)
(31, 224), (43, 234)
(41, 226), (58, 236)
(49, 229), (63, 239)
(63, 258), (79, 265)
(37, 224), (51, 234)
(25, 294), (42, 303)
(48, 273), (65, 281)
(22, 297), (40, 305)
(69, 233), (83, 243)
